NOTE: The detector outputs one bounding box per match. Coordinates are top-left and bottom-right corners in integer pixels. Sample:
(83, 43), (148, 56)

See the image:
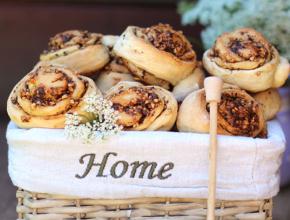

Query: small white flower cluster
(65, 93), (122, 144)
(179, 0), (290, 60)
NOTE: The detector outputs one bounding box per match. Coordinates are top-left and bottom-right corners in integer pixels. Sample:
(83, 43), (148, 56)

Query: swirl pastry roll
(113, 24), (197, 88)
(104, 57), (131, 74)
(40, 30), (110, 76)
(7, 64), (101, 128)
(253, 88), (281, 120)
(172, 64), (205, 102)
(203, 28), (289, 92)
(177, 86), (265, 137)
(105, 81), (178, 131)
(95, 57), (136, 94)
(96, 71), (135, 94)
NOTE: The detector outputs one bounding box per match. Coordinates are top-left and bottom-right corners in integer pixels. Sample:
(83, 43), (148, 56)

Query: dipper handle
(204, 77), (223, 220)
(204, 77), (223, 103)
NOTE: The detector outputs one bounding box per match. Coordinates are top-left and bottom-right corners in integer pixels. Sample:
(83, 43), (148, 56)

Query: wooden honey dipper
(204, 76), (223, 220)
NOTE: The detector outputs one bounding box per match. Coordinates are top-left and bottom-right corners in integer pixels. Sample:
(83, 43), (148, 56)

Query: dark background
(0, 1), (203, 114)
(0, 1), (289, 219)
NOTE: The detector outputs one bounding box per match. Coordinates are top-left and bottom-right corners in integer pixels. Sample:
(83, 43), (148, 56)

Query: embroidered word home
(76, 152), (174, 180)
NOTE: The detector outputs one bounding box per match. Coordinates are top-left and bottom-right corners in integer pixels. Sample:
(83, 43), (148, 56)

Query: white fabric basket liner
(7, 120), (285, 200)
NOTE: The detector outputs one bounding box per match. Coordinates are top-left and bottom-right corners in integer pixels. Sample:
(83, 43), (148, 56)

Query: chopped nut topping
(21, 115), (31, 123)
(109, 87), (164, 128)
(135, 24), (196, 61)
(62, 94), (68, 99)
(218, 93), (260, 136)
(46, 30), (102, 52)
(212, 28), (272, 69)
(19, 66), (75, 107)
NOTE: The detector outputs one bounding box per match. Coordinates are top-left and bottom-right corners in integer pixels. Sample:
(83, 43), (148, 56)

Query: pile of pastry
(7, 24), (289, 138)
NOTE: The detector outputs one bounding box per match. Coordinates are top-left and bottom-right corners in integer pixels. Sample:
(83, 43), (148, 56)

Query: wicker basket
(16, 189), (272, 220)
(11, 78), (281, 220)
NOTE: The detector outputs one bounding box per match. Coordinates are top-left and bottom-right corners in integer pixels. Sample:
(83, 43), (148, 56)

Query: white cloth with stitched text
(7, 120), (285, 200)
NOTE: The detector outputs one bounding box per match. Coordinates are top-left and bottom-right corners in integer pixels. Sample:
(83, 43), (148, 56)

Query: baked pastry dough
(96, 71), (135, 94)
(7, 63), (101, 128)
(100, 57), (131, 75)
(203, 28), (289, 92)
(121, 58), (171, 89)
(40, 30), (110, 76)
(172, 64), (205, 102)
(177, 86), (265, 137)
(105, 81), (178, 131)
(95, 57), (136, 94)
(113, 24), (197, 88)
(253, 88), (281, 120)
(101, 35), (119, 49)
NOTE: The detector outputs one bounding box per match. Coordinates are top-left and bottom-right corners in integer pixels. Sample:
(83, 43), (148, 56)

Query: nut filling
(110, 87), (165, 128)
(135, 24), (196, 61)
(211, 28), (273, 70)
(45, 30), (103, 53)
(11, 64), (90, 124)
(218, 93), (260, 136)
(20, 66), (76, 107)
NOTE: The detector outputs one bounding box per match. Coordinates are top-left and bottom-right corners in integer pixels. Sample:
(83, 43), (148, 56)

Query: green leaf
(177, 0), (197, 14)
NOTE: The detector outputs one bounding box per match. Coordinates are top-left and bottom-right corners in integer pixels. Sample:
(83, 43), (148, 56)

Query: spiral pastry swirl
(7, 64), (101, 128)
(217, 88), (264, 137)
(136, 24), (196, 61)
(40, 30), (110, 77)
(113, 24), (197, 87)
(212, 28), (272, 70)
(105, 81), (178, 131)
(203, 28), (289, 92)
(252, 88), (281, 121)
(46, 30), (102, 52)
(177, 85), (265, 137)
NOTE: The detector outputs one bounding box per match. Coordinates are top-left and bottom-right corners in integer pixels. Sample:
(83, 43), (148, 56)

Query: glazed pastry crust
(177, 87), (265, 137)
(105, 81), (178, 131)
(113, 25), (197, 86)
(253, 88), (281, 120)
(7, 63), (101, 129)
(40, 30), (110, 76)
(203, 28), (289, 92)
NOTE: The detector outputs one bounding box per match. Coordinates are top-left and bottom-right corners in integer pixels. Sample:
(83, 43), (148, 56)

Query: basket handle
(204, 77), (223, 220)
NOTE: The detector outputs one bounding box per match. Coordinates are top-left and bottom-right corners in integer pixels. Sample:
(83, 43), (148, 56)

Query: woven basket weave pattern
(16, 189), (272, 220)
